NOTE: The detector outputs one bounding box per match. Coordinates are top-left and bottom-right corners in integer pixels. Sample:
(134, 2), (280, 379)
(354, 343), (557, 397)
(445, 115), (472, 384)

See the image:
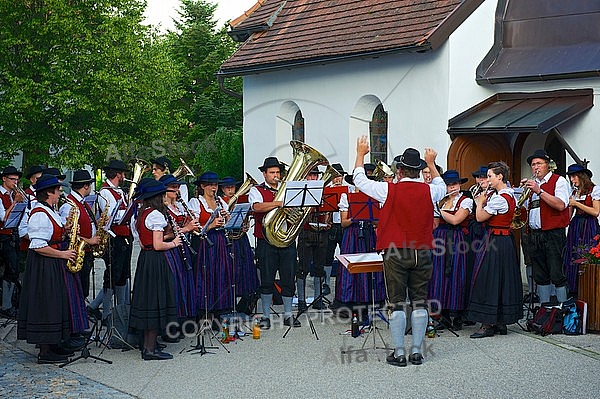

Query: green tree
(167, 0), (243, 180)
(0, 0), (182, 170)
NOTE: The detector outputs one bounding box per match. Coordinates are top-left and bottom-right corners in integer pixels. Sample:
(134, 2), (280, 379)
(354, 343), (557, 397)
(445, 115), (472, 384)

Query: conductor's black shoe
(386, 353), (407, 367)
(494, 324), (508, 335)
(0, 307), (17, 319)
(259, 317), (271, 330)
(142, 348), (173, 361)
(409, 353), (423, 365)
(86, 305), (102, 321)
(322, 284), (331, 296)
(297, 300), (308, 313)
(37, 352), (68, 364)
(284, 317), (301, 327)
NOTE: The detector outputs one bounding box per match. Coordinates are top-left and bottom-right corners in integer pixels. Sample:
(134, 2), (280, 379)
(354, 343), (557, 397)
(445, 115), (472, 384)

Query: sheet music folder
(3, 202), (27, 229)
(336, 252), (383, 274)
(282, 180), (324, 208)
(225, 203), (251, 231)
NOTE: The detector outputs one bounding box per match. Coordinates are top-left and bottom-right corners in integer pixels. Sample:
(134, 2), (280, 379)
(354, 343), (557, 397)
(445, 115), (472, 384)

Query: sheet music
(225, 203), (251, 230)
(3, 202), (27, 229)
(341, 253), (383, 263)
(283, 180), (324, 207)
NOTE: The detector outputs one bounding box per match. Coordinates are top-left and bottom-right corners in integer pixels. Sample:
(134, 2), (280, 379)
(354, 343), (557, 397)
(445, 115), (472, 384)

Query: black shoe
(463, 320), (476, 326)
(297, 300), (308, 313)
(470, 325), (495, 339)
(52, 346), (75, 357)
(284, 317), (301, 327)
(142, 348), (173, 361)
(37, 352), (68, 364)
(259, 317), (271, 330)
(86, 306), (102, 321)
(322, 284), (331, 296)
(409, 353), (423, 365)
(386, 353), (407, 367)
(452, 317), (463, 331)
(494, 324), (508, 335)
(0, 307), (17, 319)
(61, 336), (85, 351)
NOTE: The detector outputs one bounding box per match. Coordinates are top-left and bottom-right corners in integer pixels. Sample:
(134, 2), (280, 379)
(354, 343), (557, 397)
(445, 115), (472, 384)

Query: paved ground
(2, 253), (600, 399)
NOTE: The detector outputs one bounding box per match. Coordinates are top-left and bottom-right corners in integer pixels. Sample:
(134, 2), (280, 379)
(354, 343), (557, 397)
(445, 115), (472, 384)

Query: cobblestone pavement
(0, 330), (133, 399)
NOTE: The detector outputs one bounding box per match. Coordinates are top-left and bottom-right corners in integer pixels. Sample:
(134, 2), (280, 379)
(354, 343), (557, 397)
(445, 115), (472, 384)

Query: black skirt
(467, 234), (523, 325)
(17, 250), (71, 345)
(129, 250), (177, 331)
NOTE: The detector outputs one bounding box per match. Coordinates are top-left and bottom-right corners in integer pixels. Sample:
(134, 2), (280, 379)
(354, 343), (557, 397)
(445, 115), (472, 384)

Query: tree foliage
(167, 0), (244, 180)
(0, 0), (182, 169)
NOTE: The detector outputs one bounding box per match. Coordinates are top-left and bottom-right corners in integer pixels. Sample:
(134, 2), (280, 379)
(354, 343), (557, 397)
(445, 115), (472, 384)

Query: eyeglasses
(530, 161), (548, 167)
(4, 177), (19, 182)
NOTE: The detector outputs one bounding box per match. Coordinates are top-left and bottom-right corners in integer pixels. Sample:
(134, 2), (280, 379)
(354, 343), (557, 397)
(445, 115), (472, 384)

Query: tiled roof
(219, 0), (484, 76)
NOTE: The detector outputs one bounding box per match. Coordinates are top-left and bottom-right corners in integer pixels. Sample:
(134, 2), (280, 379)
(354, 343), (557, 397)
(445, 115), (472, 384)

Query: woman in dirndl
(17, 174), (80, 364)
(563, 164), (600, 296)
(333, 175), (385, 316)
(219, 176), (259, 299)
(130, 180), (178, 360)
(188, 171), (233, 316)
(468, 161), (523, 338)
(160, 174), (199, 335)
(428, 170), (472, 330)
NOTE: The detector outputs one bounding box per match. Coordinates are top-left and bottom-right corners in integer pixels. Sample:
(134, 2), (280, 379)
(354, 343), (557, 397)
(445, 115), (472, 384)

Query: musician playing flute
(468, 161), (522, 338)
(354, 136), (444, 367)
(428, 170), (472, 330)
(563, 164), (600, 296)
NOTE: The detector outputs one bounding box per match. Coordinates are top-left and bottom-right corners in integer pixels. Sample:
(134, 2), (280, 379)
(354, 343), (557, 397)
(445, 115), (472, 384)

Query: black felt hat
(526, 149), (551, 166)
(70, 169), (95, 184)
(1, 166), (23, 178)
(258, 157), (285, 172)
(25, 165), (44, 179)
(394, 148), (427, 170)
(331, 163), (347, 175)
(42, 167), (66, 181)
(151, 156), (172, 172)
(103, 159), (128, 172)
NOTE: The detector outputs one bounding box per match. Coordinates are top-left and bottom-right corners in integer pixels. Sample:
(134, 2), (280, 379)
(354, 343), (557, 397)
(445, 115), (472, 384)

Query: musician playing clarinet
(354, 137), (444, 367)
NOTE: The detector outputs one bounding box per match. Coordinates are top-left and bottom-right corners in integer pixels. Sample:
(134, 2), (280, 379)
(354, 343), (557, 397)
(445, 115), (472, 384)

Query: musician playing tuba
(249, 156), (300, 330)
(58, 170), (101, 301)
(219, 176), (259, 301)
(521, 149), (570, 305)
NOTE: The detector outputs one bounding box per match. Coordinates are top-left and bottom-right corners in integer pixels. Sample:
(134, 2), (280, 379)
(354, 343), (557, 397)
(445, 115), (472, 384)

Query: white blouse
(28, 203), (64, 249)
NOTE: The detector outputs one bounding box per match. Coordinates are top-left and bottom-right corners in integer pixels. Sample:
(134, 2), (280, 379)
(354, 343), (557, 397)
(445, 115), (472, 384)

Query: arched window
(292, 110), (305, 142)
(369, 104), (388, 163)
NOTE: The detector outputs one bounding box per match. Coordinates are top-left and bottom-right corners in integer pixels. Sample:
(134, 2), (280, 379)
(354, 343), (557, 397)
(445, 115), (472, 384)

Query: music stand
(188, 205), (230, 355)
(336, 252), (390, 352)
(224, 203), (253, 338)
(281, 181), (324, 339)
(3, 202), (27, 230)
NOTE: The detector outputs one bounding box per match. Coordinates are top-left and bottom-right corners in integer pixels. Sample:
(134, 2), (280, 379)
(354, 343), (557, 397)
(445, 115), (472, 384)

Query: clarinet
(166, 211), (194, 270)
(176, 192), (201, 236)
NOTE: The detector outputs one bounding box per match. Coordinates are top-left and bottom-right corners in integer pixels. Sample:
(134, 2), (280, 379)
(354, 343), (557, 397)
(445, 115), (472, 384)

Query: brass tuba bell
(228, 172), (258, 209)
(263, 141), (333, 248)
(373, 159), (394, 181)
(126, 158), (151, 202)
(171, 157), (195, 180)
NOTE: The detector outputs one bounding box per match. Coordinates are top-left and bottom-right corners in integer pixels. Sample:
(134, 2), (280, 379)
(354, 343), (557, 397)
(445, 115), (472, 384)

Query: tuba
(263, 141), (337, 248)
(373, 159), (394, 181)
(65, 198), (87, 273)
(171, 157), (195, 180)
(126, 158), (151, 202)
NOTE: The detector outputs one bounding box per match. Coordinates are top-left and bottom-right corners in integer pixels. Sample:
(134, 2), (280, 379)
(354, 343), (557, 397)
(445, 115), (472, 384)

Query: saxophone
(65, 198), (87, 273)
(92, 193), (110, 258)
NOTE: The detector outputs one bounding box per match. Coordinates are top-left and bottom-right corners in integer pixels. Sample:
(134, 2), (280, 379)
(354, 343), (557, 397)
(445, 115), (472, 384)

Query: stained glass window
(292, 110), (305, 142)
(369, 104), (388, 163)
